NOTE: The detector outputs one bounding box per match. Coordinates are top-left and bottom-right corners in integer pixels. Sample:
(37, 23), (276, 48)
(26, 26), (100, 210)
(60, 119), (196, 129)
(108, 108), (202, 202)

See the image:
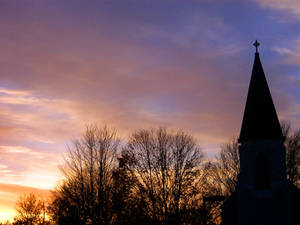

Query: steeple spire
(239, 42), (283, 143)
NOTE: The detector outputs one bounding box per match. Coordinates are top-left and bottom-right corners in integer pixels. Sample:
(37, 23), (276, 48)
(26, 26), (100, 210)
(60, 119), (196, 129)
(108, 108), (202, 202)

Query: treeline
(3, 123), (300, 225)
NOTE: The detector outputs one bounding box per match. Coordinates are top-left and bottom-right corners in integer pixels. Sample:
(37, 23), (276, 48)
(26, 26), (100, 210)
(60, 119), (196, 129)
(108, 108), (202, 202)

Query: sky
(1, 0), (300, 221)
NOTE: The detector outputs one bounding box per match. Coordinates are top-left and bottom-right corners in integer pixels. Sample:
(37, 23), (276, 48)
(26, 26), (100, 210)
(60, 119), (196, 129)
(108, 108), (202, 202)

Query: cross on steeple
(253, 40), (260, 53)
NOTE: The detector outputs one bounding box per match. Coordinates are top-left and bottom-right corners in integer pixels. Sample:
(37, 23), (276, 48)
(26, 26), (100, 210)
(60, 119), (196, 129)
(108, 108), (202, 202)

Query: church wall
(235, 139), (293, 225)
(238, 139), (286, 189)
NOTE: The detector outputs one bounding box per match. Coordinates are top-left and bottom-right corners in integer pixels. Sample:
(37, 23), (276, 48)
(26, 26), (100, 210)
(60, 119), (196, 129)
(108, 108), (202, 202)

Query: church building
(221, 41), (300, 225)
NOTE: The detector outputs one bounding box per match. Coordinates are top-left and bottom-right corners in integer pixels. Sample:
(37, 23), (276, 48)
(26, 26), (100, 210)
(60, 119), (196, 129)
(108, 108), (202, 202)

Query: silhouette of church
(221, 41), (300, 225)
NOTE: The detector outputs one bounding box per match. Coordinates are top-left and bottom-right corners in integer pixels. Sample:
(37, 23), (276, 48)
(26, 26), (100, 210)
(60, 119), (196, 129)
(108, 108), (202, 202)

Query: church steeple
(239, 41), (283, 143)
(222, 42), (298, 225)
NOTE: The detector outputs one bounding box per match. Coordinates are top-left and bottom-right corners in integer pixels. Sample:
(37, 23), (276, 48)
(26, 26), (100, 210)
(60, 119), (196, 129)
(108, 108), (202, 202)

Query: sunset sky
(1, 0), (300, 221)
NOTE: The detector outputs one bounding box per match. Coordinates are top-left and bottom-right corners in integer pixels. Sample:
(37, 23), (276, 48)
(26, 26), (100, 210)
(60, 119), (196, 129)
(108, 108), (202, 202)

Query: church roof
(238, 50), (283, 143)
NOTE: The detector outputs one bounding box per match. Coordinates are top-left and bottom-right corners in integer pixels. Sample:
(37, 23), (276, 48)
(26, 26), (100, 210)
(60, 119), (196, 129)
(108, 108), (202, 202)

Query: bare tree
(282, 121), (300, 187)
(14, 193), (46, 225)
(193, 139), (239, 225)
(122, 128), (204, 224)
(203, 138), (239, 197)
(49, 124), (120, 225)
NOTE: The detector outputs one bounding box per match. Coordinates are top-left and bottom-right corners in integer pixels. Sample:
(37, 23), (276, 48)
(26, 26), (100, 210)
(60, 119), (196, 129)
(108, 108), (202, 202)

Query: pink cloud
(254, 0), (300, 18)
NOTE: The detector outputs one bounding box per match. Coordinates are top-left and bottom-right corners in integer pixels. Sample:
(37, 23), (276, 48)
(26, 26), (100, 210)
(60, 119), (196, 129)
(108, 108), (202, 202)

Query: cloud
(0, 145), (61, 189)
(0, 1), (247, 144)
(272, 47), (295, 55)
(254, 0), (300, 19)
(272, 39), (300, 65)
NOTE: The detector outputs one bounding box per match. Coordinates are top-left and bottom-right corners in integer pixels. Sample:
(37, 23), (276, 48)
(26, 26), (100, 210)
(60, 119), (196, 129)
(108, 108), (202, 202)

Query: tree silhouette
(203, 138), (239, 197)
(282, 121), (300, 187)
(122, 128), (204, 225)
(49, 124), (120, 225)
(46, 123), (299, 225)
(13, 193), (46, 225)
